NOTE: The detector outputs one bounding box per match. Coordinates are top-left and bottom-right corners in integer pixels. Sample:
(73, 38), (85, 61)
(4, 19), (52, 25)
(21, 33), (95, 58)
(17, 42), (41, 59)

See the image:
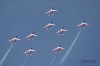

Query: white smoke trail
(59, 30), (82, 65)
(0, 45), (13, 66)
(21, 57), (29, 66)
(49, 55), (57, 66)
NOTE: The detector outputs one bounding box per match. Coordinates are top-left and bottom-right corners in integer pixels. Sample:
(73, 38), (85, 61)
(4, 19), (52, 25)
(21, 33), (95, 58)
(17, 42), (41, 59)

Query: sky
(0, 0), (100, 66)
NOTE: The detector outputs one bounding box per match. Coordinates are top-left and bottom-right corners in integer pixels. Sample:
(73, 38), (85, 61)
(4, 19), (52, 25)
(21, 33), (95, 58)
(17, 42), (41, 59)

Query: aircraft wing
(26, 36), (29, 38)
(33, 34), (37, 36)
(52, 10), (58, 12)
(31, 49), (36, 52)
(9, 39), (14, 42)
(59, 47), (64, 50)
(44, 25), (49, 28)
(46, 11), (50, 14)
(24, 51), (29, 54)
(77, 24), (81, 27)
(26, 34), (32, 38)
(63, 29), (68, 32)
(16, 38), (21, 40)
(26, 35), (32, 38)
(52, 48), (58, 51)
(50, 24), (55, 26)
(56, 30), (60, 33)
(85, 23), (89, 26)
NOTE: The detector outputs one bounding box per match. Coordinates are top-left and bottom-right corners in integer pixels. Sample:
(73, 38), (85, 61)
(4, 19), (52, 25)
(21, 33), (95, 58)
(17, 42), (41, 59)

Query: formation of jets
(8, 21), (89, 56)
(46, 8), (58, 16)
(0, 2), (91, 66)
(7, 7), (89, 56)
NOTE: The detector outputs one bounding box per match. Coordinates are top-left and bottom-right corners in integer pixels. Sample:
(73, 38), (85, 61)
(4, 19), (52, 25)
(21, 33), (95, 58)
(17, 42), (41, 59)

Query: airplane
(26, 32), (37, 40)
(77, 20), (89, 29)
(44, 21), (55, 30)
(9, 36), (21, 44)
(24, 48), (36, 56)
(56, 27), (68, 35)
(46, 7), (58, 16)
(52, 45), (64, 53)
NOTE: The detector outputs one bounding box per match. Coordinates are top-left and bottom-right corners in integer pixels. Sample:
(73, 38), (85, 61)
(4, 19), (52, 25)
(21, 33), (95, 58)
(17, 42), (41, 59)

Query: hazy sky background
(0, 0), (100, 66)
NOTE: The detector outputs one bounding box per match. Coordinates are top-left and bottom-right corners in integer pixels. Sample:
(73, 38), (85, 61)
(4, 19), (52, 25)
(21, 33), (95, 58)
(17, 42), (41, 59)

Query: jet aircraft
(77, 20), (89, 29)
(46, 8), (58, 16)
(9, 36), (21, 44)
(56, 27), (68, 35)
(26, 32), (37, 40)
(24, 48), (36, 56)
(44, 21), (55, 30)
(52, 45), (64, 53)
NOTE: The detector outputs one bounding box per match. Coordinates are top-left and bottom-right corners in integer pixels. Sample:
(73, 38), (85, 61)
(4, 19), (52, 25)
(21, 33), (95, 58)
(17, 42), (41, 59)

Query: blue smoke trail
(49, 55), (57, 66)
(21, 57), (29, 66)
(0, 45), (13, 66)
(59, 29), (82, 65)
